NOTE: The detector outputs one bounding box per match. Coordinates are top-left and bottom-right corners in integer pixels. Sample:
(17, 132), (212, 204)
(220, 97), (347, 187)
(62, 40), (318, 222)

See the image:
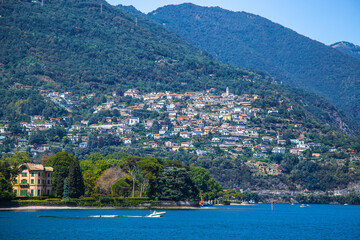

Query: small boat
(300, 204), (310, 208)
(146, 210), (166, 218)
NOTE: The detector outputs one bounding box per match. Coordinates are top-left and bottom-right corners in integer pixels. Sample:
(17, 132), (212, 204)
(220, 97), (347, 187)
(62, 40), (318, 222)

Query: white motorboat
(146, 210), (166, 217)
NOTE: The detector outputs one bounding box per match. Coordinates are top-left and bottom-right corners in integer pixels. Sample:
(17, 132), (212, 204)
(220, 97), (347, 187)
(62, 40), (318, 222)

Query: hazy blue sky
(106, 0), (360, 46)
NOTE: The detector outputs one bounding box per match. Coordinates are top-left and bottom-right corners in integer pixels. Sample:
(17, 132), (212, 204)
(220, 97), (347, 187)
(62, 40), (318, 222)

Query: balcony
(20, 183), (29, 188)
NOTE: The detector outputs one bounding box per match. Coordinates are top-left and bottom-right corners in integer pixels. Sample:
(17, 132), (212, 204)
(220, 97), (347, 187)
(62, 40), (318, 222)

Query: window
(31, 189), (34, 196)
(47, 190), (50, 195)
(31, 179), (34, 184)
(31, 172), (35, 177)
(38, 179), (40, 184)
(22, 172), (27, 177)
(14, 190), (17, 196)
(38, 190), (40, 196)
(14, 179), (18, 184)
(47, 180), (50, 184)
(38, 173), (41, 177)
(20, 190), (28, 196)
(21, 179), (27, 184)
(48, 173), (50, 177)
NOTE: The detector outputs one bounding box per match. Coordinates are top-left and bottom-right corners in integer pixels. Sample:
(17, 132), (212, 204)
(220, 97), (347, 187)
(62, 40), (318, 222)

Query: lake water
(0, 204), (359, 240)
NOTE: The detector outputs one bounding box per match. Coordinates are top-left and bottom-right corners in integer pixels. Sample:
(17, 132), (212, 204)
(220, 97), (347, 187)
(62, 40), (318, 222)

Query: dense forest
(0, 0), (244, 93)
(148, 3), (360, 125)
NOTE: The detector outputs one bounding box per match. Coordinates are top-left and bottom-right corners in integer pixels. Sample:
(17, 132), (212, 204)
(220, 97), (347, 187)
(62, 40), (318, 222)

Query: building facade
(12, 163), (53, 197)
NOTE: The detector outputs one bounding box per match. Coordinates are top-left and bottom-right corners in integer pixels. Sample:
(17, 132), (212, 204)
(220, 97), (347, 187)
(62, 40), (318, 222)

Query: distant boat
(146, 210), (166, 218)
(344, 203), (349, 206)
(300, 204), (310, 208)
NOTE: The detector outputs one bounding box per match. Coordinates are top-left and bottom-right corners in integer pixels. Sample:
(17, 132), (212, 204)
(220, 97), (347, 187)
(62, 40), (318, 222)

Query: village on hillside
(1, 87), (359, 177)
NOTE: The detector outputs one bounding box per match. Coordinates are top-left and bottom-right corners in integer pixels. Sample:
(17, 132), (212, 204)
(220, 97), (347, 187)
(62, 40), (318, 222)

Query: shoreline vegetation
(2, 190), (360, 209)
(1, 201), (359, 211)
(0, 197), (201, 209)
(0, 206), (200, 211)
(2, 152), (360, 206)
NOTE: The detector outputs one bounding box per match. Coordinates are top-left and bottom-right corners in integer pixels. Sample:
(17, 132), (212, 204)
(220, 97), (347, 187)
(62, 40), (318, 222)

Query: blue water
(0, 204), (359, 240)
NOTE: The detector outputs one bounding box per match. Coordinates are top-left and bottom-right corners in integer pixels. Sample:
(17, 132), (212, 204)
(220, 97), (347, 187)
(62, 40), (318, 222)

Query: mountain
(148, 3), (360, 125)
(1, 0), (358, 136)
(1, 0), (360, 192)
(1, 0), (240, 93)
(331, 41), (360, 60)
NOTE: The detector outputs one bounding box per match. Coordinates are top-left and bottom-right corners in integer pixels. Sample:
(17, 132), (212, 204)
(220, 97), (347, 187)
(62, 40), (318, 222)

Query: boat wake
(89, 215), (143, 218)
(38, 215), (144, 219)
(89, 215), (119, 218)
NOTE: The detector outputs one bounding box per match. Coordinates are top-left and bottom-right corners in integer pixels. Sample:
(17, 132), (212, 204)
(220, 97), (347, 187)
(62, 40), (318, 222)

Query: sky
(106, 0), (360, 46)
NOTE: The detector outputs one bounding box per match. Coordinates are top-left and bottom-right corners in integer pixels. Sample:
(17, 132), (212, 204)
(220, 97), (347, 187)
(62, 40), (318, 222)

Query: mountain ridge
(148, 3), (360, 125)
(331, 41), (360, 60)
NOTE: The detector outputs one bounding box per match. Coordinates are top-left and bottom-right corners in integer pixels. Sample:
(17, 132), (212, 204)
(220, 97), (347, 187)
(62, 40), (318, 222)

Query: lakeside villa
(12, 163), (53, 197)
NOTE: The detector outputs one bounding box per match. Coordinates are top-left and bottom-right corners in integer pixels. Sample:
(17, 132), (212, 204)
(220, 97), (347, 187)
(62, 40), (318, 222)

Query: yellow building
(223, 114), (232, 121)
(197, 119), (204, 125)
(12, 163), (53, 197)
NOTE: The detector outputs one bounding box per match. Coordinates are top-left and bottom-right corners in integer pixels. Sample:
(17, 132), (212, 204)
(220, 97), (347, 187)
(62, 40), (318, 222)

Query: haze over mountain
(331, 41), (360, 60)
(148, 3), (360, 125)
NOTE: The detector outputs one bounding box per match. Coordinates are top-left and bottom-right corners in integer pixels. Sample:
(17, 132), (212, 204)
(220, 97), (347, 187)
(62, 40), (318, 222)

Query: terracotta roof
(21, 163), (53, 172)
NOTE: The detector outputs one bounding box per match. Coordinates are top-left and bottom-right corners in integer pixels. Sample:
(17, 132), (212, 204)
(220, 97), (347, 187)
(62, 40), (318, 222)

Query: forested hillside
(148, 3), (360, 125)
(1, 0), (241, 92)
(1, 0), (358, 134)
(1, 0), (360, 193)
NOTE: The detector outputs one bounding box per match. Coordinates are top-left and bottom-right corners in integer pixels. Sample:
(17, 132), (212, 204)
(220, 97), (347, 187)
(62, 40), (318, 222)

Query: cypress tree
(63, 178), (70, 200)
(69, 157), (85, 198)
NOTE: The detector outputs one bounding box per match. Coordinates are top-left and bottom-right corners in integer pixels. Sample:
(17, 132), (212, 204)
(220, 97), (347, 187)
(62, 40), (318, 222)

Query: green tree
(111, 178), (132, 197)
(2, 152), (31, 181)
(190, 166), (223, 200)
(63, 178), (70, 200)
(121, 157), (140, 197)
(46, 152), (74, 197)
(0, 160), (15, 200)
(80, 153), (111, 197)
(83, 170), (98, 197)
(155, 167), (199, 201)
(137, 157), (163, 197)
(0, 172), (14, 200)
(69, 157), (85, 198)
(152, 121), (161, 134)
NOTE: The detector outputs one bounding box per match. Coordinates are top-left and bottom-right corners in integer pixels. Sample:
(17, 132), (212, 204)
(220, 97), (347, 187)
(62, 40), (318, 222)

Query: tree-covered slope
(0, 0), (359, 135)
(331, 41), (360, 60)
(148, 3), (360, 124)
(0, 0), (247, 93)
